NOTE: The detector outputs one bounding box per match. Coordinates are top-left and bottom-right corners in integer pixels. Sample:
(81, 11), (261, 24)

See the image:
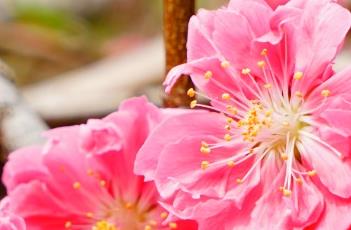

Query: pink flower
(2, 97), (197, 230)
(135, 0), (351, 229)
(0, 197), (26, 230)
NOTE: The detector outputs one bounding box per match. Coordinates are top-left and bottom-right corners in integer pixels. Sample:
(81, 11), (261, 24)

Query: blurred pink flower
(135, 0), (351, 229)
(3, 97), (197, 230)
(0, 198), (26, 230)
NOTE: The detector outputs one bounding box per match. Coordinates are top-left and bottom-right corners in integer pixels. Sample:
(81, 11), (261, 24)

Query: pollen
(92, 220), (117, 230)
(257, 60), (266, 68)
(261, 48), (268, 56)
(295, 177), (303, 185)
(221, 60), (230, 68)
(283, 189), (292, 197)
(169, 222), (178, 229)
(295, 91), (303, 98)
(160, 212), (168, 219)
(236, 178), (243, 184)
(187, 88), (196, 98)
(264, 83), (272, 89)
(224, 134), (232, 141)
(280, 153), (288, 161)
(144, 225), (152, 230)
(226, 105), (238, 115)
(190, 100), (197, 109)
(227, 160), (235, 168)
(222, 93), (231, 100)
(241, 68), (251, 75)
(225, 124), (231, 131)
(73, 182), (81, 190)
(200, 146), (211, 154)
(201, 161), (209, 170)
(100, 180), (107, 187)
(293, 72), (303, 80)
(226, 117), (234, 123)
(65, 221), (72, 229)
(307, 170), (317, 177)
(204, 71), (213, 79)
(321, 89), (330, 97)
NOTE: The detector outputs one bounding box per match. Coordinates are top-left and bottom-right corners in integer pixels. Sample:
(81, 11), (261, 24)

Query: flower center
(93, 220), (117, 230)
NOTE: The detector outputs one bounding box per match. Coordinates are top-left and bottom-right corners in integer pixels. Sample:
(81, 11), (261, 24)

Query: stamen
(307, 170), (317, 177)
(201, 161), (209, 170)
(224, 134), (232, 142)
(293, 72), (303, 80)
(204, 71), (213, 80)
(221, 93), (231, 100)
(187, 88), (196, 98)
(169, 222), (178, 229)
(321, 89), (330, 97)
(73, 182), (81, 190)
(227, 160), (235, 168)
(190, 100), (197, 109)
(160, 212), (168, 219)
(221, 60), (230, 68)
(261, 48), (268, 56)
(65, 221), (72, 229)
(283, 189), (292, 197)
(257, 60), (266, 68)
(241, 68), (251, 75)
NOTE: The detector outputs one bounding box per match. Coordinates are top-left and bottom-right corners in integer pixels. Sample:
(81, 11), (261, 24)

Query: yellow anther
(149, 220), (158, 226)
(93, 220), (117, 230)
(226, 105), (238, 115)
(144, 225), (152, 230)
(100, 180), (106, 187)
(201, 161), (209, 170)
(257, 60), (266, 68)
(225, 124), (231, 131)
(283, 189), (292, 197)
(295, 177), (303, 185)
(224, 134), (232, 142)
(227, 160), (235, 168)
(87, 169), (94, 176)
(73, 182), (81, 190)
(321, 89), (330, 97)
(236, 178), (243, 184)
(279, 186), (284, 192)
(160, 212), (168, 219)
(226, 117), (234, 123)
(221, 60), (230, 68)
(200, 146), (211, 154)
(280, 153), (288, 161)
(86, 212), (94, 218)
(295, 91), (303, 98)
(187, 88), (196, 98)
(294, 72), (303, 80)
(65, 221), (72, 229)
(264, 83), (272, 89)
(265, 110), (272, 117)
(282, 121), (289, 127)
(125, 202), (133, 209)
(307, 170), (317, 177)
(261, 48), (268, 56)
(221, 93), (231, 100)
(190, 100), (197, 109)
(241, 68), (251, 75)
(204, 71), (213, 80)
(169, 222), (178, 229)
(201, 141), (209, 148)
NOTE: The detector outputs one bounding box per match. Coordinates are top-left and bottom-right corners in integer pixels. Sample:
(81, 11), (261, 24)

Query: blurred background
(0, 0), (227, 127)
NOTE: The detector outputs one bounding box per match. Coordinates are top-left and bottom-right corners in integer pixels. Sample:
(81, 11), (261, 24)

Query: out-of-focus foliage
(0, 0), (227, 85)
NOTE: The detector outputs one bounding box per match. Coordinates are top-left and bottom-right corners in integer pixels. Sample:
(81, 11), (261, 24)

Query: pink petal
(298, 136), (351, 198)
(134, 110), (226, 181)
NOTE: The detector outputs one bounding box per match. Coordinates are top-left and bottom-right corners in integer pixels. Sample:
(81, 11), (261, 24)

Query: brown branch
(163, 0), (195, 107)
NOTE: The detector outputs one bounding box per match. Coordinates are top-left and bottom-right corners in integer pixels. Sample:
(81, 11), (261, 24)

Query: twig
(163, 0), (195, 107)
